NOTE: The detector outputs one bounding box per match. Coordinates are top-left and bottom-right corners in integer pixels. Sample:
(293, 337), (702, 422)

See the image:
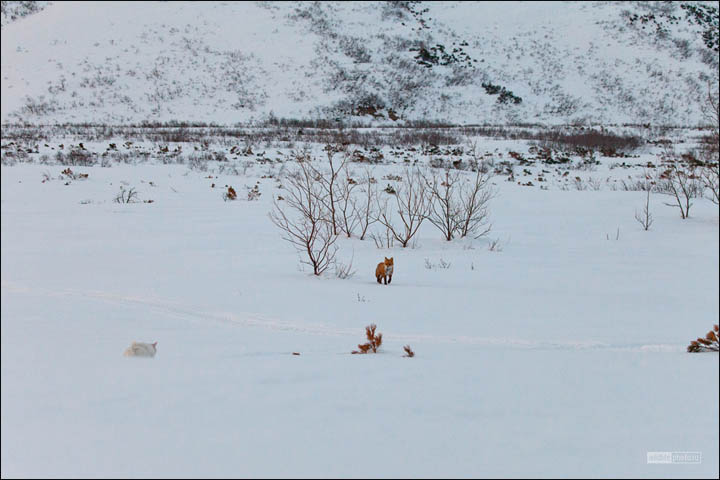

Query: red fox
(375, 257), (394, 285)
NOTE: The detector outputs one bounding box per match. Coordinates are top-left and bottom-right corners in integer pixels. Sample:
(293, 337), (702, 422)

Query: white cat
(123, 341), (158, 358)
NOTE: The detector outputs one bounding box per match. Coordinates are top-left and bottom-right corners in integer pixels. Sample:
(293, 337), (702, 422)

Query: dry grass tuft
(352, 324), (383, 354)
(687, 324), (719, 352)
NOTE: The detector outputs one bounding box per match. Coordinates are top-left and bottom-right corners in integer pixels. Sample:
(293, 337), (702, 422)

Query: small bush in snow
(424, 258), (451, 270)
(403, 345), (415, 357)
(655, 153), (702, 219)
(687, 324), (719, 352)
(223, 186), (238, 201)
(114, 186), (139, 204)
(246, 183), (261, 201)
(634, 189), (654, 231)
(351, 324), (383, 354)
(488, 237), (504, 252)
(55, 148), (96, 166)
(334, 253), (356, 280)
(59, 168), (88, 181)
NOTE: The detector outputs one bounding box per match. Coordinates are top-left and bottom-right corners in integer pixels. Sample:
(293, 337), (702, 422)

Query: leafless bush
(336, 168), (359, 237)
(269, 162), (338, 276)
(620, 176), (654, 192)
(420, 165), (495, 241)
(338, 35), (371, 63)
(1, 150), (26, 165)
(424, 258), (451, 270)
(457, 167), (495, 239)
(334, 252), (356, 280)
(376, 168), (430, 248)
(699, 82), (719, 205)
(586, 176), (604, 191)
(634, 189), (654, 231)
(421, 169), (463, 241)
(351, 168), (379, 240)
(700, 80), (719, 134)
(687, 324), (719, 352)
(531, 130), (643, 155)
(114, 186), (139, 203)
(488, 237), (504, 252)
(606, 227), (621, 241)
(700, 163), (719, 204)
(301, 144), (349, 236)
(55, 148), (96, 166)
(391, 129), (462, 147)
(351, 324), (383, 354)
(403, 345), (415, 357)
(655, 149), (703, 219)
(17, 95), (57, 117)
(246, 183), (261, 201)
(370, 223), (395, 249)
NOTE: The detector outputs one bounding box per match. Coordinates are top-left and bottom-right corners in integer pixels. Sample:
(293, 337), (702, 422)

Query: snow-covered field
(1, 0), (718, 476)
(1, 138), (718, 477)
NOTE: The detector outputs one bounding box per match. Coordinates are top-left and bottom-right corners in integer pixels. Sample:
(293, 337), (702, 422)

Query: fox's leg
(388, 274), (392, 284)
(383, 275), (388, 285)
(377, 275), (382, 284)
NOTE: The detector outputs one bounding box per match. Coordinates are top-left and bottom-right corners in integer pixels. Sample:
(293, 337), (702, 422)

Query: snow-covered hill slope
(1, 1), (718, 126)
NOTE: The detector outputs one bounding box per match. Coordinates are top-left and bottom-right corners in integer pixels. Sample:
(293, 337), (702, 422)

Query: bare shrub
(334, 252), (356, 280)
(351, 324), (383, 354)
(114, 186), (139, 204)
(606, 227), (621, 241)
(55, 148), (96, 166)
(699, 82), (719, 205)
(403, 345), (415, 357)
(370, 223), (395, 249)
(634, 189), (654, 231)
(531, 130), (643, 155)
(351, 168), (379, 240)
(700, 80), (719, 135)
(269, 162), (338, 276)
(586, 176), (603, 191)
(424, 258), (451, 270)
(294, 144), (349, 236)
(318, 144), (348, 236)
(655, 150), (703, 219)
(246, 183), (261, 201)
(336, 168), (359, 237)
(17, 95), (57, 117)
(700, 164), (719, 204)
(376, 168), (430, 248)
(457, 167), (495, 239)
(421, 168), (463, 241)
(488, 237), (504, 252)
(687, 324), (719, 352)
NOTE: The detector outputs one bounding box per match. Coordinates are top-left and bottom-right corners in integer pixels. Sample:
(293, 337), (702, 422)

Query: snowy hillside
(1, 1), (718, 126)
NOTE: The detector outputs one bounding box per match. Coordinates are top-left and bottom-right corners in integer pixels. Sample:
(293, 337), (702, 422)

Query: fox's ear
(390, 257), (393, 261)
(385, 257), (389, 261)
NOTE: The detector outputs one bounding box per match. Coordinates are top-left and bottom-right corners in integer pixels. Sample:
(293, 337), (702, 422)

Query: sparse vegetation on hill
(2, 2), (717, 125)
